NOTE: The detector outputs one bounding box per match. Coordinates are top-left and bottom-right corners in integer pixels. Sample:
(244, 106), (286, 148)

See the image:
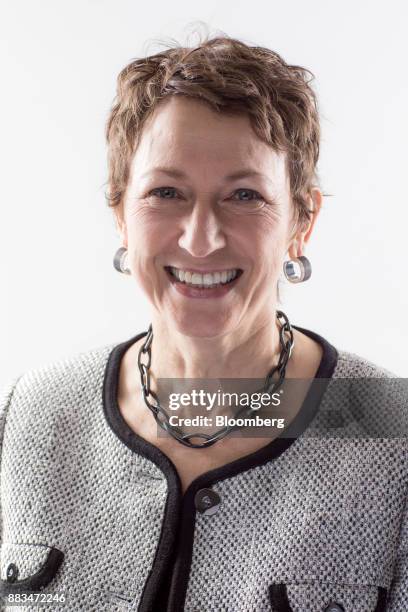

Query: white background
(1, 0), (407, 385)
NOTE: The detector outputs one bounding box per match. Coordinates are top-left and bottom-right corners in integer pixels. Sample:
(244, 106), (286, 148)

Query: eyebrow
(140, 167), (271, 182)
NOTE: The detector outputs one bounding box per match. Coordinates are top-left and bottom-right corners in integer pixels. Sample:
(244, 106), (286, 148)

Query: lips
(165, 266), (243, 288)
(164, 266), (243, 299)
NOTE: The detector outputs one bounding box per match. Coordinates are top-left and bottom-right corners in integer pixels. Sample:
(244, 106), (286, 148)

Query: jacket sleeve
(0, 373), (23, 496)
(0, 375), (23, 468)
(0, 375), (23, 609)
(387, 488), (408, 609)
(0, 374), (22, 524)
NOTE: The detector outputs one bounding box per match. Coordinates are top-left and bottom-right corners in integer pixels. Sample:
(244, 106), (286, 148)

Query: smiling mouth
(164, 266), (243, 289)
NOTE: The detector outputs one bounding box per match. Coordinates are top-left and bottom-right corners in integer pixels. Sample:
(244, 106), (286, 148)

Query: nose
(178, 199), (227, 258)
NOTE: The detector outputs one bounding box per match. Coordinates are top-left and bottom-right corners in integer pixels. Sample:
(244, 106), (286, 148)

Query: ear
(113, 206), (128, 249)
(287, 188), (322, 260)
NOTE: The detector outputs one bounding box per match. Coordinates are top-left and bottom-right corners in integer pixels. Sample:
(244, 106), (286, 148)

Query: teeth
(169, 267), (240, 287)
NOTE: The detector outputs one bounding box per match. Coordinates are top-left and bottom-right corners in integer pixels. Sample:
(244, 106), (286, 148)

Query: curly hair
(106, 33), (322, 232)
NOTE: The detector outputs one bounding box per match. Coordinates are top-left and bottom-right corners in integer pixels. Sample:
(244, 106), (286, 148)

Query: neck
(145, 313), (285, 380)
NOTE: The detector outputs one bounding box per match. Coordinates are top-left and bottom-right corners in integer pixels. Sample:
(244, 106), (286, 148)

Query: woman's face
(117, 96), (316, 338)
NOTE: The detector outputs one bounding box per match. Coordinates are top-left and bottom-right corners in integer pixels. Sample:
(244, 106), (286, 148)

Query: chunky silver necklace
(137, 310), (294, 449)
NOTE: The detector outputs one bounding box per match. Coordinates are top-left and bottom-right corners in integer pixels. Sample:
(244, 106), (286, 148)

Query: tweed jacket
(0, 325), (407, 612)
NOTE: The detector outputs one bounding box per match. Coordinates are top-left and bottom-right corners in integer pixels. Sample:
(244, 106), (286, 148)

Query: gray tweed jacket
(0, 325), (407, 612)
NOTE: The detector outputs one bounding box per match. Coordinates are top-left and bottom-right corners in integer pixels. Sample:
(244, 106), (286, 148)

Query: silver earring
(283, 255), (312, 283)
(113, 247), (131, 275)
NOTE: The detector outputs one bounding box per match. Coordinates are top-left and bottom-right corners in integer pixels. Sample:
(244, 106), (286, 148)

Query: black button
(194, 488), (221, 515)
(6, 563), (18, 583)
(324, 603), (345, 612)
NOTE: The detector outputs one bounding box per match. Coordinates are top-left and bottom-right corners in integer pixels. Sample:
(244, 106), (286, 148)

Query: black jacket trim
(0, 547), (64, 594)
(375, 587), (388, 612)
(103, 332), (182, 612)
(269, 583), (293, 611)
(102, 325), (339, 612)
(268, 582), (388, 612)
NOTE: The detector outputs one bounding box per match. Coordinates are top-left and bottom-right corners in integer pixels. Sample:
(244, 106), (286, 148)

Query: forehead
(132, 96), (286, 179)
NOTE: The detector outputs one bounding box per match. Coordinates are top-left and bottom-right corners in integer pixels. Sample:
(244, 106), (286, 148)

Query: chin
(170, 311), (237, 339)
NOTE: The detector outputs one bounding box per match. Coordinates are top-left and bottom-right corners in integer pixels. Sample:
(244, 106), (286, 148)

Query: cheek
(244, 217), (287, 258)
(126, 209), (168, 251)
(125, 212), (177, 286)
(244, 230), (287, 285)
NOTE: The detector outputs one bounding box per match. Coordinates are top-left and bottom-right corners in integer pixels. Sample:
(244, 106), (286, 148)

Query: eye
(147, 187), (180, 199)
(230, 188), (265, 203)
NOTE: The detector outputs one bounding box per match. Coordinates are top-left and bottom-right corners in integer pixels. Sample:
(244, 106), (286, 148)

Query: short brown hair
(106, 34), (322, 230)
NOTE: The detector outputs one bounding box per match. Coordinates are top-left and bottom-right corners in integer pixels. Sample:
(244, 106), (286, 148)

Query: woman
(0, 35), (406, 612)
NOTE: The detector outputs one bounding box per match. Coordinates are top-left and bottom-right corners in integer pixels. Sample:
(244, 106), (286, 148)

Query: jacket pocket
(268, 581), (387, 612)
(0, 542), (64, 595)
